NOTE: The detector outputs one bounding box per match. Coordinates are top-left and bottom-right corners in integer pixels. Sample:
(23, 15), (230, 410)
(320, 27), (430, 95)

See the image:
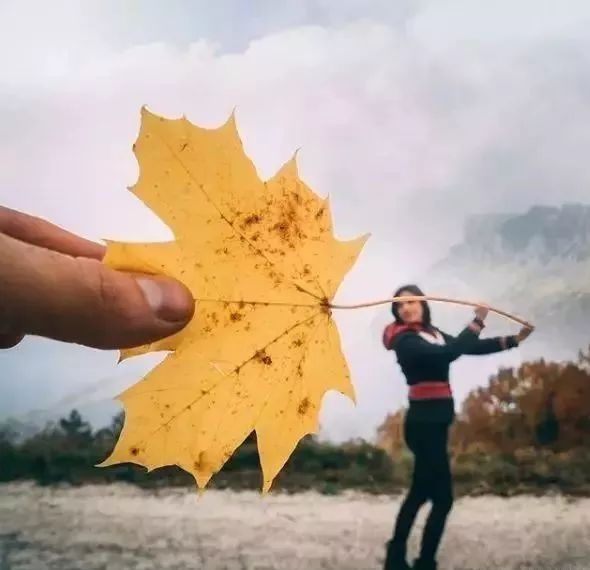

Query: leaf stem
(193, 295), (533, 327)
(328, 295), (533, 327)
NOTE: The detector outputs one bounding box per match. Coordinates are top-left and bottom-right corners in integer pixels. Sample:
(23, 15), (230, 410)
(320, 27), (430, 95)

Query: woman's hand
(474, 302), (489, 321)
(516, 324), (535, 344)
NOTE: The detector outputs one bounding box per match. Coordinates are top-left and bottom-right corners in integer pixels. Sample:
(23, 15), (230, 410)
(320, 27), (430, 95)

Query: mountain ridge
(422, 202), (590, 359)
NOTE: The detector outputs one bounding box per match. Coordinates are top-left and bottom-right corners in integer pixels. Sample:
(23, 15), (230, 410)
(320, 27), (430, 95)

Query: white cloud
(411, 0), (590, 49)
(1, 2), (589, 441)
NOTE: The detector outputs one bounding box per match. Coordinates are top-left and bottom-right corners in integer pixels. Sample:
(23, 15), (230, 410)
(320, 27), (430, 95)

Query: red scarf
(382, 321), (436, 349)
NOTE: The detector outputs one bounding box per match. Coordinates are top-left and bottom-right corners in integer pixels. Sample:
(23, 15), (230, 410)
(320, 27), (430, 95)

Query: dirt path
(0, 483), (589, 569)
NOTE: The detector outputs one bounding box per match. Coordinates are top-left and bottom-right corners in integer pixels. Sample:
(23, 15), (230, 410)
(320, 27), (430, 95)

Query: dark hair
(391, 283), (432, 328)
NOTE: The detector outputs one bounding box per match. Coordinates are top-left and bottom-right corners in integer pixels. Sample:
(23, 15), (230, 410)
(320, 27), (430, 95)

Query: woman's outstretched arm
(437, 329), (519, 355)
(388, 319), (485, 362)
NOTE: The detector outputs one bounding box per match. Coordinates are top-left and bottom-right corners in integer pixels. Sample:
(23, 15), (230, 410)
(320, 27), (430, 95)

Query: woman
(381, 284), (534, 570)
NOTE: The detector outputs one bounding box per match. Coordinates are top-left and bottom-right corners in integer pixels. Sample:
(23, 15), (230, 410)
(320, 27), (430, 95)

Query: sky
(1, 0), (590, 441)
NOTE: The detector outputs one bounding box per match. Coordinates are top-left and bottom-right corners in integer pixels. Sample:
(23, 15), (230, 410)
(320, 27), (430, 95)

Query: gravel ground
(0, 482), (589, 570)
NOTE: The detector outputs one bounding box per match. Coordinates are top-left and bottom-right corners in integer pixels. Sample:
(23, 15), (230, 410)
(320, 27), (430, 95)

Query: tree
(376, 346), (590, 457)
(376, 408), (406, 456)
(58, 409), (92, 446)
(452, 356), (590, 453)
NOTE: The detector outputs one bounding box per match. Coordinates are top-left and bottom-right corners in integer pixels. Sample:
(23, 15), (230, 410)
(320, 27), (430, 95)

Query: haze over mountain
(421, 202), (590, 362)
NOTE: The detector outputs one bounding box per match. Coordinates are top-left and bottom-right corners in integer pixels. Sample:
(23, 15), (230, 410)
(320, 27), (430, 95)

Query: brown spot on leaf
(315, 206), (325, 220)
(291, 338), (304, 348)
(242, 213), (262, 227)
(230, 311), (243, 322)
(298, 398), (310, 415)
(272, 200), (303, 244)
(130, 447), (140, 457)
(272, 220), (290, 240)
(194, 451), (206, 470)
(255, 350), (272, 366)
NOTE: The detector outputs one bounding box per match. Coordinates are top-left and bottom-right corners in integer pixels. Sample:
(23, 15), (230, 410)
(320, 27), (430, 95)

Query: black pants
(390, 419), (454, 561)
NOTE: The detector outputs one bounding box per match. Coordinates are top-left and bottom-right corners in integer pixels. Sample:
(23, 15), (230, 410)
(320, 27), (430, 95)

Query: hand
(0, 206), (194, 350)
(474, 302), (489, 322)
(516, 324), (535, 344)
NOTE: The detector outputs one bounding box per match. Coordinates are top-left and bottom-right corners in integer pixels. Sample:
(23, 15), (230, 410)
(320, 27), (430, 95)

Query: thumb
(0, 233), (194, 349)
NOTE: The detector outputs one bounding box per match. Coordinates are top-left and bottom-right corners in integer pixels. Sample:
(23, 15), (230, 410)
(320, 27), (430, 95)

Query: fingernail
(136, 277), (193, 323)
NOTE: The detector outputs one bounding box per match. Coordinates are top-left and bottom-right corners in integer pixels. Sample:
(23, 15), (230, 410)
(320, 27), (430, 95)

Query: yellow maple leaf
(98, 107), (369, 492)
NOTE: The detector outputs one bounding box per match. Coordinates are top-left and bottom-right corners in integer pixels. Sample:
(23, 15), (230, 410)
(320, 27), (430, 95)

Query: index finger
(0, 206), (105, 260)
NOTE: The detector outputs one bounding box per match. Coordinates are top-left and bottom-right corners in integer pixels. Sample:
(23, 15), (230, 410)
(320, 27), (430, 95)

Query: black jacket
(384, 321), (519, 422)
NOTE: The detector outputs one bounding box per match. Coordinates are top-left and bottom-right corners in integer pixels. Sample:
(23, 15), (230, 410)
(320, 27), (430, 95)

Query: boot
(383, 539), (411, 570)
(412, 557), (437, 570)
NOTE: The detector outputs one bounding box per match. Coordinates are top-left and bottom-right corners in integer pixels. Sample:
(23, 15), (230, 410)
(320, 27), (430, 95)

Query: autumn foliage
(376, 345), (590, 493)
(2, 347), (589, 495)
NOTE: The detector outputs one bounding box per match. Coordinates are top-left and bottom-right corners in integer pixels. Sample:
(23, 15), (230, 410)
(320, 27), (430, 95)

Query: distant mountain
(421, 202), (590, 360)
